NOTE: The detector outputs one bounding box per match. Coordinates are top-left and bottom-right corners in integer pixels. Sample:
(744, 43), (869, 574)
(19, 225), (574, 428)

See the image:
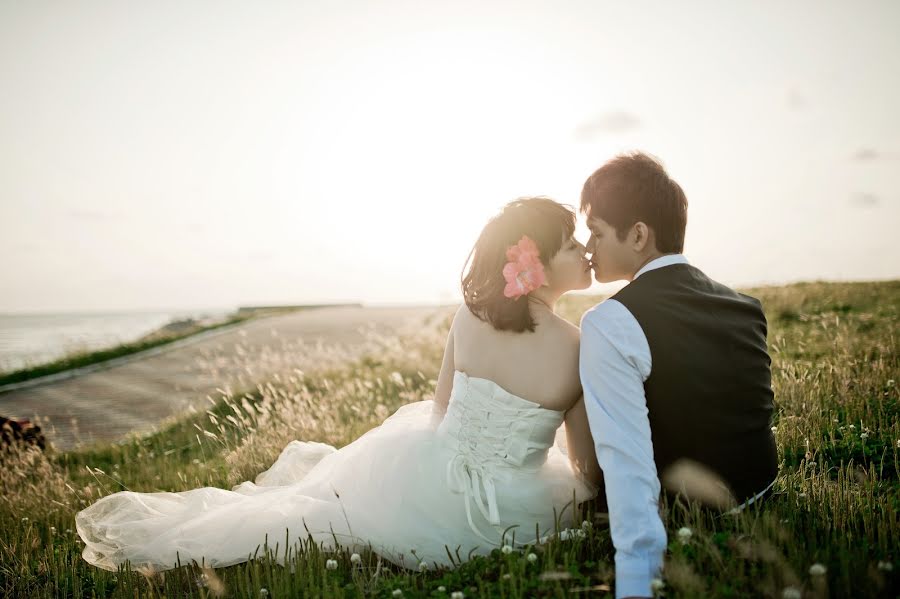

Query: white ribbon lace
(444, 401), (542, 546)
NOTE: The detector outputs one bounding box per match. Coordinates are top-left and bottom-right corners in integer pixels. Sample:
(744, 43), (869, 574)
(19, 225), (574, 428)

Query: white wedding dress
(76, 370), (599, 572)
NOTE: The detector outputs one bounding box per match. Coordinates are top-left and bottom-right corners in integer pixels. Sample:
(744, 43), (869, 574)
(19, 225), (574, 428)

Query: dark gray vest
(611, 263), (778, 504)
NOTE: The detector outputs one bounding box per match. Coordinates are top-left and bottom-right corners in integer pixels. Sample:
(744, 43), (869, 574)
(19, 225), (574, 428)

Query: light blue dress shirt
(578, 254), (689, 598)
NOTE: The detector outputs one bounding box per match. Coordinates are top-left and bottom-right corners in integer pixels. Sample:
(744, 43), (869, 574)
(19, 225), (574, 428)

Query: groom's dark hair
(580, 151), (688, 253)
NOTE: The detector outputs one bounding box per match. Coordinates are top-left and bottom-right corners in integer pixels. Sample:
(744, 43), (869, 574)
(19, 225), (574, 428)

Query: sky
(1, 0), (898, 313)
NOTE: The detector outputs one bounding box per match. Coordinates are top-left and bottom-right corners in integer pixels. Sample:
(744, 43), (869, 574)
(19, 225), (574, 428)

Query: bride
(76, 197), (604, 573)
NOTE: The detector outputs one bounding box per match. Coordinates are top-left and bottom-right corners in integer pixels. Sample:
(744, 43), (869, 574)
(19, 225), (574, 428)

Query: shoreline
(0, 304), (439, 451)
(0, 305), (358, 392)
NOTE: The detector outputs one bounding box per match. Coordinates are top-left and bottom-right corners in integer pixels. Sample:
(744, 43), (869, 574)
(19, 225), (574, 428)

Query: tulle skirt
(76, 400), (597, 572)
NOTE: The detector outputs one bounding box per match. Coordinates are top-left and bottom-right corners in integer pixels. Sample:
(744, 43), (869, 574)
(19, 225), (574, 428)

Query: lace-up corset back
(436, 370), (567, 544)
(439, 370), (565, 469)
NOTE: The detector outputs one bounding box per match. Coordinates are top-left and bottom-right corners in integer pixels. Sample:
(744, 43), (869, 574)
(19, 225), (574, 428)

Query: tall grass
(0, 281), (897, 597)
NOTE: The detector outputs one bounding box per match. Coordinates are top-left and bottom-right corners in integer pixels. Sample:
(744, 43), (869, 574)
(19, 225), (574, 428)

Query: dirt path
(0, 305), (446, 451)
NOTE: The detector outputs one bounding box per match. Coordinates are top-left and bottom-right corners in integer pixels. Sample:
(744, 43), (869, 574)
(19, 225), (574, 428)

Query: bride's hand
(564, 395), (603, 487)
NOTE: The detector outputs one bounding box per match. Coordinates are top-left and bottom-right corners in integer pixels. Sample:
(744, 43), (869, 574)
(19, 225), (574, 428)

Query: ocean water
(0, 310), (230, 374)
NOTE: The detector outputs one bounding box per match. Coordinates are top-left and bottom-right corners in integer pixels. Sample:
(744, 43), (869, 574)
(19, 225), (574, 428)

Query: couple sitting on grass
(77, 151), (778, 599)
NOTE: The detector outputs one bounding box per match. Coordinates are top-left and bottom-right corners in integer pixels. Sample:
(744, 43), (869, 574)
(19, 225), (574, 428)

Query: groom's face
(585, 214), (636, 283)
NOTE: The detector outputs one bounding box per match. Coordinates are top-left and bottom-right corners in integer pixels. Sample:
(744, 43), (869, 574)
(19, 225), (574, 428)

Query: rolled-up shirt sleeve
(579, 300), (667, 599)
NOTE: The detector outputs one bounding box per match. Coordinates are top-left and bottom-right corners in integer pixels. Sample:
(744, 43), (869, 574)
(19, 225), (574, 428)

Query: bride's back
(452, 304), (582, 412)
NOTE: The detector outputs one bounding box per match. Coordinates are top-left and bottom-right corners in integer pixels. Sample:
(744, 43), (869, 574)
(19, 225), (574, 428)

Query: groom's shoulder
(579, 297), (634, 331)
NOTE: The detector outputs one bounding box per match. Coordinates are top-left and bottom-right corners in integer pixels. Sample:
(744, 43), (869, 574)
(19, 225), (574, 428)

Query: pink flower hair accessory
(502, 235), (546, 299)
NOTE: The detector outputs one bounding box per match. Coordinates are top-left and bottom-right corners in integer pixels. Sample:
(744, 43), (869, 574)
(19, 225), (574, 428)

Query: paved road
(0, 305), (445, 451)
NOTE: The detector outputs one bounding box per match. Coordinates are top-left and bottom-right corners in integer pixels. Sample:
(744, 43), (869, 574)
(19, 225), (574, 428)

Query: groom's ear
(630, 221), (653, 253)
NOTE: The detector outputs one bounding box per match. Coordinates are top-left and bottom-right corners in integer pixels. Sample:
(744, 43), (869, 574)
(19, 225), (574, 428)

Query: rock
(0, 416), (46, 451)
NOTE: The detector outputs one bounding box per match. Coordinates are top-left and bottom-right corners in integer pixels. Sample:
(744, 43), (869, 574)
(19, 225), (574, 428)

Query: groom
(578, 152), (778, 599)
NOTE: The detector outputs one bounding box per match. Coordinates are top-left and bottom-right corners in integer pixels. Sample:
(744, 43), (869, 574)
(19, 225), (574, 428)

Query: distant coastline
(0, 304), (360, 390)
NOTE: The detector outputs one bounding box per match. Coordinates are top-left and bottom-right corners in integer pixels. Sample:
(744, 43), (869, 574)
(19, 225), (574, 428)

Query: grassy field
(0, 281), (897, 598)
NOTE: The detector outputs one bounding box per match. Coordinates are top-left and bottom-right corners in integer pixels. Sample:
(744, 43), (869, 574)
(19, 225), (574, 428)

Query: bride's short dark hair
(580, 151), (688, 253)
(461, 197), (575, 333)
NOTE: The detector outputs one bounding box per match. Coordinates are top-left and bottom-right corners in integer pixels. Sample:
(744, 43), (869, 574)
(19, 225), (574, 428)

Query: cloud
(850, 192), (880, 207)
(68, 209), (114, 221)
(574, 111), (641, 141)
(2, 242), (43, 254)
(786, 89), (807, 111)
(852, 148), (880, 161)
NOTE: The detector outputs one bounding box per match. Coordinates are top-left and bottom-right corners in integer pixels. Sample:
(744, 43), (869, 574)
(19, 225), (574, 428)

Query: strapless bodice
(438, 370), (565, 466)
(436, 370), (567, 543)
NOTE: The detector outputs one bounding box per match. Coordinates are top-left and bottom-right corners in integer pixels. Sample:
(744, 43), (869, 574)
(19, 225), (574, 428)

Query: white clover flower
(501, 544), (513, 555)
(418, 561), (428, 572)
(451, 592), (464, 599)
(437, 586), (446, 592)
(392, 590), (403, 598)
(502, 573), (511, 580)
(50, 527), (56, 533)
(527, 552), (538, 563)
(259, 589), (269, 598)
(21, 517), (28, 522)
(677, 527), (693, 544)
(650, 578), (665, 593)
(350, 552), (361, 564)
(809, 563), (827, 576)
(849, 424), (856, 430)
(325, 559), (338, 570)
(860, 432), (869, 440)
(771, 426), (778, 433)
(877, 560), (894, 572)
(887, 379), (895, 387)
(782, 587), (802, 599)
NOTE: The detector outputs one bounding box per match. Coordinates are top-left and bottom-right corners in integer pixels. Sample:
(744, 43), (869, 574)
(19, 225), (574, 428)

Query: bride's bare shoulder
(545, 313), (581, 347)
(452, 303), (477, 329)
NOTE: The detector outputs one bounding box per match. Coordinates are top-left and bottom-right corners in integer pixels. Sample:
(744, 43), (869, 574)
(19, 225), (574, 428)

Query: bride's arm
(564, 395), (604, 487)
(430, 308), (459, 425)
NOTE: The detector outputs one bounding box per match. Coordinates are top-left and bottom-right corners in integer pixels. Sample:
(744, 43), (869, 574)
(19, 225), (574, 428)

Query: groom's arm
(579, 301), (667, 599)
